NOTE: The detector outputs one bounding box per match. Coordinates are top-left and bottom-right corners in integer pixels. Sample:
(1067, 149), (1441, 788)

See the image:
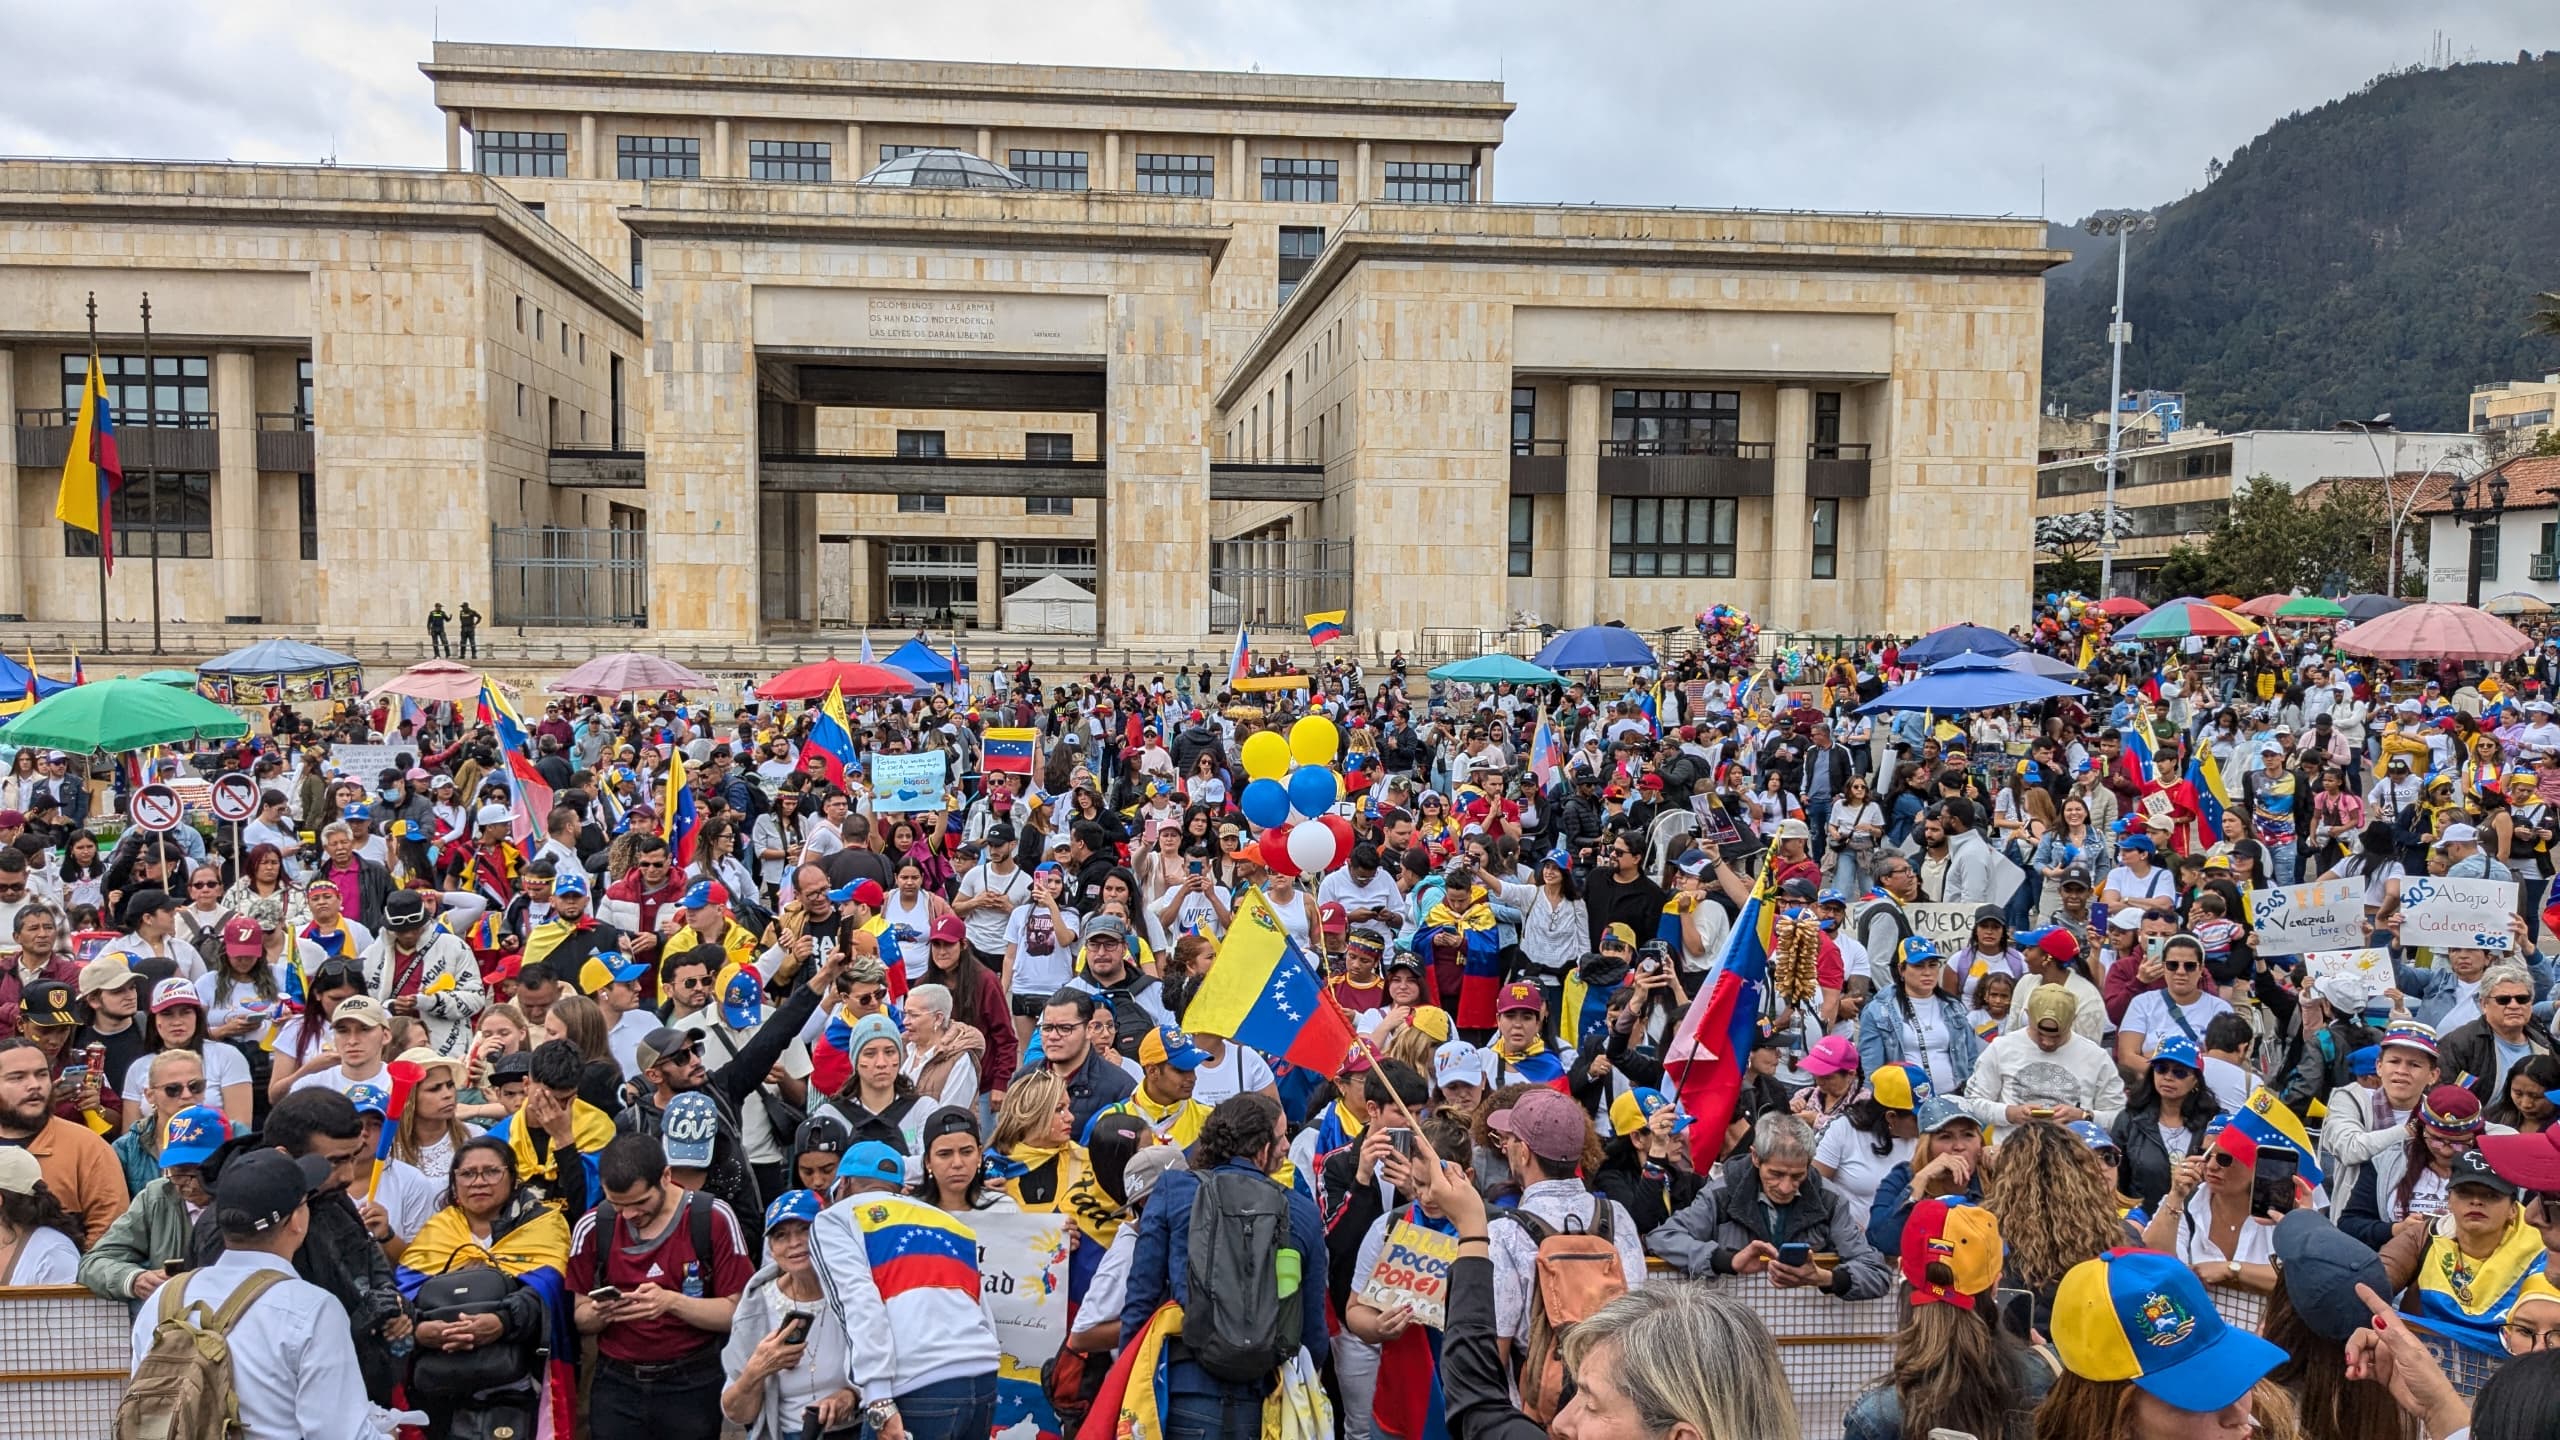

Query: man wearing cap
(360, 889), (487, 1059)
(2005, 926), (2106, 1047)
(1061, 915), (1175, 1057)
(1650, 1109), (1890, 1298)
(601, 834), (689, 964)
(809, 1138), (1004, 1440)
(73, 957), (150, 1128)
(130, 1147), (371, 1436)
(1483, 1086), (1648, 1349)
(1093, 1023), (1215, 1149)
(661, 880), (762, 977)
(0, 905), (80, 1042)
(953, 820), (1030, 975)
(572, 1133), (756, 1440)
(521, 861), (628, 984)
(2435, 820), (2517, 883)
(0, 1034), (125, 1244)
(375, 769), (439, 882)
(1961, 985), (2124, 1129)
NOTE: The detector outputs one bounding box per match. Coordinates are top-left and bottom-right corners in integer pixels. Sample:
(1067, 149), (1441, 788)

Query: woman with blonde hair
(2036, 1249), (2298, 1440)
(987, 1068), (1087, 1214)
(1980, 1119), (2139, 1323)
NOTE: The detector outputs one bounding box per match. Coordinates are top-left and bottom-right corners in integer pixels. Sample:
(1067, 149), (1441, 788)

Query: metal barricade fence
(0, 1285), (134, 1436)
(1701, 1272), (1903, 1440)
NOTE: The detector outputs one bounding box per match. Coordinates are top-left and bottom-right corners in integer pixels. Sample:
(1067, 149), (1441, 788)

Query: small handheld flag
(807, 681), (859, 789)
(664, 750), (701, 867)
(982, 727), (1038, 776)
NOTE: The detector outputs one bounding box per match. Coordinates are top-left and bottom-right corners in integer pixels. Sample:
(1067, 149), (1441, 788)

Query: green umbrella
(0, 677), (248, 753)
(1426, 654), (1565, 685)
(136, 669), (199, 687)
(2273, 595), (2348, 621)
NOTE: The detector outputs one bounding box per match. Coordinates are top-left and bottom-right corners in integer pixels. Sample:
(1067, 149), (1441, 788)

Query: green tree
(2202, 475), (2315, 596)
(2155, 544), (2214, 599)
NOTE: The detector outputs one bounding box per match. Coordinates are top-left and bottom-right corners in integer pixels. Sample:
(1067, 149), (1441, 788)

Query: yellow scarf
(504, 1099), (618, 1200)
(401, 1203), (571, 1281)
(1425, 891), (1494, 931)
(1495, 1034), (1549, 1064)
(1106, 1087), (1211, 1151)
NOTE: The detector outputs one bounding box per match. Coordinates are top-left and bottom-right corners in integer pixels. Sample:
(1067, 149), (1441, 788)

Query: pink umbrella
(553, 652), (716, 697)
(371, 660), (483, 705)
(2334, 603), (2533, 664)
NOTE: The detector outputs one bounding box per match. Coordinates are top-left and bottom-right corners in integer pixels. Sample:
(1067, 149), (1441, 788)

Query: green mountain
(2043, 53), (2560, 434)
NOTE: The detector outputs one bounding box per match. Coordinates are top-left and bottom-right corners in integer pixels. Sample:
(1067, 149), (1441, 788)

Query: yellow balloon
(1288, 715), (1340, 767)
(1242, 730), (1293, 781)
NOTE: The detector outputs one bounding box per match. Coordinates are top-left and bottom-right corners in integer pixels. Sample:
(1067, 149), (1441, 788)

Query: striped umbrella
(2120, 596), (2261, 641)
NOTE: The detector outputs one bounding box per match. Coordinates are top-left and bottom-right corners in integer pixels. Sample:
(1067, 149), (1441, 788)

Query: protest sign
(2398, 876), (2517, 953)
(975, 1212), (1072, 1440)
(1356, 1217), (1460, 1330)
(2246, 880), (2367, 956)
(2304, 949), (2393, 988)
(1907, 904), (1981, 949)
(870, 750), (949, 812)
(327, 744), (415, 784)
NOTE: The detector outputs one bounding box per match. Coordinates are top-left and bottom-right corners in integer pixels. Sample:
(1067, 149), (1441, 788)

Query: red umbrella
(552, 652), (714, 697)
(2088, 596), (2151, 619)
(2334, 603), (2533, 664)
(371, 660), (484, 705)
(758, 658), (921, 701)
(2235, 594), (2292, 620)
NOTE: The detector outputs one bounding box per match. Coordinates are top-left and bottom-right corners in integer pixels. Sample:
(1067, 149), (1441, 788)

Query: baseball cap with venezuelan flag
(1608, 1087), (1691, 1139)
(1870, 1061), (1933, 1112)
(2053, 1249), (2284, 1412)
(579, 951), (646, 994)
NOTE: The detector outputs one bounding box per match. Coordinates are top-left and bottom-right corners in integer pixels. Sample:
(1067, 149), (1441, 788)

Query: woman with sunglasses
(119, 978), (252, 1129)
(2112, 934), (2234, 1075)
(110, 1049), (212, 1195)
(2142, 1118), (2283, 1295)
(2369, 1139), (2546, 1360)
(2109, 1037), (2219, 1214)
(2342, 1085), (2493, 1249)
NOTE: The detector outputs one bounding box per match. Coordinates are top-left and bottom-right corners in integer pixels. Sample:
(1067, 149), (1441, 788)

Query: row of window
(1506, 387), (1849, 452)
(478, 131), (1472, 199)
(894, 430), (1078, 514)
(1504, 495), (1840, 580)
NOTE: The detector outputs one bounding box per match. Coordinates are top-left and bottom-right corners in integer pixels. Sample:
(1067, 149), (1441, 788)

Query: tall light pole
(2338, 415), (2412, 595)
(2088, 212), (2156, 597)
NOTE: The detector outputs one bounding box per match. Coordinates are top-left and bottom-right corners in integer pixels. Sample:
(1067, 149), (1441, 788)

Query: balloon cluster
(1694, 604), (1760, 667)
(1238, 716), (1357, 874)
(2034, 592), (2110, 651)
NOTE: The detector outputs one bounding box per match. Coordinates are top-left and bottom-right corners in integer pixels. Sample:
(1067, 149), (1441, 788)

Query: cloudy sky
(2, 1), (2550, 221)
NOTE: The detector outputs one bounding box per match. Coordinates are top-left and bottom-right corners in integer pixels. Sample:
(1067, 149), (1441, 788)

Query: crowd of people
(8, 624), (2560, 1438)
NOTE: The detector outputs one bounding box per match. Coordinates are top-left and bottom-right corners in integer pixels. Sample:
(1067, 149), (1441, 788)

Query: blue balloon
(1287, 765), (1340, 818)
(1241, 777), (1293, 830)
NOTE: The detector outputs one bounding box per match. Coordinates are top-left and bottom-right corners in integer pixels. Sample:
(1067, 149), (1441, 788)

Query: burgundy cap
(929, 914), (967, 945)
(2481, 1130), (2560, 1192)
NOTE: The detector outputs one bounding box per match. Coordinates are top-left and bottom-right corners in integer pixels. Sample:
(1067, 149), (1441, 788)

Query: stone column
(580, 115), (599, 179)
(0, 346), (20, 619)
(1769, 383), (1812, 632)
(977, 127), (994, 160)
(446, 111), (463, 170)
(1355, 141), (1371, 202)
(213, 350), (261, 624)
(1102, 133), (1120, 190)
(1563, 382), (1601, 629)
(1232, 138), (1249, 200)
(977, 539), (1002, 630)
(844, 122), (863, 177)
(712, 120), (731, 178)
(1477, 147), (1495, 201)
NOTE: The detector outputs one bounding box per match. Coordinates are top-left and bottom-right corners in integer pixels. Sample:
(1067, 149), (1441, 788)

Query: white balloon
(1287, 820), (1339, 875)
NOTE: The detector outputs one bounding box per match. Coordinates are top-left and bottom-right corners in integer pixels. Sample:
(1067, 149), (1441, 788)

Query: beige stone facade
(0, 40), (2063, 652)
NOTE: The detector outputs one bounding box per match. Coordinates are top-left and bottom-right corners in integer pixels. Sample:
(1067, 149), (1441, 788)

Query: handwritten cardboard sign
(2398, 876), (2517, 953)
(2247, 880), (2367, 956)
(1357, 1218), (1460, 1330)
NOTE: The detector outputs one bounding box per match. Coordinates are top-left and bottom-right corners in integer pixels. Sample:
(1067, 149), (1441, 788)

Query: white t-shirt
(1071, 1228), (1140, 1338)
(2120, 989), (2236, 1053)
(1164, 883), (1233, 942)
(956, 863), (1030, 955)
(2202, 1056), (2254, 1116)
(362, 1157), (443, 1241)
(1004, 903), (1081, 998)
(1317, 870), (1407, 928)
(880, 890), (936, 980)
(290, 1061), (389, 1097)
(607, 1008), (659, 1078)
(1813, 1125), (1914, 1228)
(195, 967), (298, 1032)
(121, 1044), (253, 1114)
(2101, 864), (2174, 907)
(2175, 1189), (2278, 1266)
(2, 1225), (79, 1285)
(1188, 1042), (1277, 1107)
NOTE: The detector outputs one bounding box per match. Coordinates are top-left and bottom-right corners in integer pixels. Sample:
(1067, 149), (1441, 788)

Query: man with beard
(757, 862), (850, 999)
(0, 1035), (124, 1242)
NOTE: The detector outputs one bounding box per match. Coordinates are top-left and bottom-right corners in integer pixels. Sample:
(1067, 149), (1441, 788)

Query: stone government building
(0, 41), (2063, 651)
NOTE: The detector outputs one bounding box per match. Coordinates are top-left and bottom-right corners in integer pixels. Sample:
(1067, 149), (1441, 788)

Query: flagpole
(140, 292), (163, 656)
(83, 293), (107, 657)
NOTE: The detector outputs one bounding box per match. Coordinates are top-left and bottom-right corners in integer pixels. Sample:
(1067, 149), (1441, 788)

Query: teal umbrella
(136, 669), (199, 687)
(0, 678), (248, 753)
(1427, 654), (1565, 685)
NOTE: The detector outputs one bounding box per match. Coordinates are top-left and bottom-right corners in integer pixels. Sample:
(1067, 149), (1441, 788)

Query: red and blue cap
(160, 1106), (235, 1167)
(2053, 1248), (2285, 1412)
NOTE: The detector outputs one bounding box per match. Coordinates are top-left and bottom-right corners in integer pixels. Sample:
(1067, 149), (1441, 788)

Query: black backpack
(407, 1266), (539, 1398)
(1184, 1168), (1303, 1384)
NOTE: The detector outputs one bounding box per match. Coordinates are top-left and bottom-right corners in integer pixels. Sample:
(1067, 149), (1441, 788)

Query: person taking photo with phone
(721, 1188), (857, 1439)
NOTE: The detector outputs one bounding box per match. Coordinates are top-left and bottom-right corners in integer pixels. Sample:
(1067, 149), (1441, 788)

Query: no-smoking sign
(209, 773), (260, 823)
(129, 783), (184, 833)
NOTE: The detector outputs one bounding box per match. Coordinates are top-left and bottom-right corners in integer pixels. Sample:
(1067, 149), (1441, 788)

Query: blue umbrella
(2338, 594), (2406, 622)
(1935, 649), (2083, 679)
(1856, 655), (2088, 714)
(1427, 654), (1564, 685)
(1898, 624), (2022, 666)
(1532, 625), (1660, 672)
(881, 637), (955, 685)
(0, 654), (72, 705)
(195, 637), (363, 675)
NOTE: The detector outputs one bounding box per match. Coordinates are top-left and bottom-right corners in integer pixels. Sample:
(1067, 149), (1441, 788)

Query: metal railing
(1208, 537), (1350, 635)
(1601, 438), (1773, 459)
(257, 410), (313, 432)
(1810, 442), (1871, 460)
(492, 525), (647, 628)
(14, 406), (215, 429)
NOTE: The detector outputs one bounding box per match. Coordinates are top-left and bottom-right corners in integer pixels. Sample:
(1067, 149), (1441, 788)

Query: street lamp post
(2339, 415), (2410, 595)
(2447, 471), (2511, 609)
(2087, 211), (2157, 597)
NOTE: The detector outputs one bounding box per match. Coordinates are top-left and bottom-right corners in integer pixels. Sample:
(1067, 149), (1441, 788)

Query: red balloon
(1319, 814), (1357, 871)
(1258, 824), (1298, 873)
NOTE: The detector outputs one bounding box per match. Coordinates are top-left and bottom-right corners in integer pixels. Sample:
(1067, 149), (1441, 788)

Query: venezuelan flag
(1305, 610), (1346, 647)
(2173, 747), (2228, 848)
(664, 749), (700, 867)
(1183, 889), (1357, 1075)
(983, 727), (1038, 775)
(56, 354), (122, 571)
(2122, 718), (2158, 791)
(807, 680), (859, 789)
(2219, 1086), (2326, 1189)
(1664, 851), (1779, 1171)
(855, 1195), (982, 1299)
(479, 680), (553, 848)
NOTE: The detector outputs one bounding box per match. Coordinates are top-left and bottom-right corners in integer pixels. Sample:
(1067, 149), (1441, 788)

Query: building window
(2474, 524), (2501, 583)
(1609, 496), (1737, 578)
(298, 473), (318, 561)
(2181, 446), (2233, 479)
(514, 297), (525, 331)
(1382, 161), (1472, 202)
(1002, 544), (1097, 593)
(1007, 149), (1089, 190)
(578, 333), (587, 364)
(896, 430), (946, 459)
(1813, 391), (1843, 457)
(1026, 497), (1074, 516)
(1511, 386), (1537, 453)
(1609, 389), (1740, 453)
(476, 131), (567, 177)
(1508, 496), (1534, 577)
(535, 308), (545, 342)
(629, 235), (645, 290)
(748, 139), (831, 182)
(1025, 433), (1074, 462)
(1277, 226), (1325, 303)
(879, 144), (925, 162)
(886, 544), (979, 619)
(62, 353), (211, 426)
(1135, 152), (1214, 195)
(1261, 158), (1339, 202)
(295, 358), (313, 424)
(1811, 499), (1839, 579)
(66, 473), (212, 559)
(616, 135), (700, 179)
(897, 494), (948, 514)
